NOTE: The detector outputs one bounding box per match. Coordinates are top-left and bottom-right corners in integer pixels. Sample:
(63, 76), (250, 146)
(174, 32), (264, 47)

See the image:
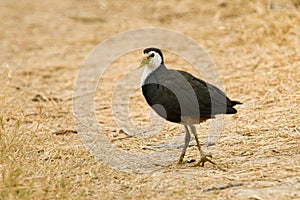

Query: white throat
(140, 65), (156, 86)
(140, 51), (162, 86)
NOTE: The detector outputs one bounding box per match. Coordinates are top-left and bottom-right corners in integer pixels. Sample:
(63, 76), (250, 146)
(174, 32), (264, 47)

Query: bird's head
(139, 47), (164, 69)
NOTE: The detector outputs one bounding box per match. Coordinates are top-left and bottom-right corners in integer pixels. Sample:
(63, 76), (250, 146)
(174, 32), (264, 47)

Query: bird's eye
(149, 53), (155, 57)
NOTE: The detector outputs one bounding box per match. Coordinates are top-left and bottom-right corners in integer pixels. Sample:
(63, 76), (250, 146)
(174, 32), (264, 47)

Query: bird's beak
(139, 56), (149, 68)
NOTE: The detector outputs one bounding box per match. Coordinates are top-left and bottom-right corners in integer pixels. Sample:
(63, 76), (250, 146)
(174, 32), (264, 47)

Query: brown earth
(0, 0), (300, 199)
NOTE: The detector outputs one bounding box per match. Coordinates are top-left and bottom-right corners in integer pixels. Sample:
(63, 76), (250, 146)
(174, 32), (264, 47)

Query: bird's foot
(177, 151), (187, 164)
(193, 154), (226, 171)
(194, 153), (214, 167)
(177, 160), (183, 165)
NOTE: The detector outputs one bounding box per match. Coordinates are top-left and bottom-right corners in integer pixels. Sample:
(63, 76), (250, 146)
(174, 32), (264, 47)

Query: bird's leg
(189, 125), (218, 167)
(178, 125), (191, 164)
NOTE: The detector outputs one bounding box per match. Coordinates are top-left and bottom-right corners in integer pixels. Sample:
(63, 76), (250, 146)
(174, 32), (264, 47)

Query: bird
(139, 47), (242, 168)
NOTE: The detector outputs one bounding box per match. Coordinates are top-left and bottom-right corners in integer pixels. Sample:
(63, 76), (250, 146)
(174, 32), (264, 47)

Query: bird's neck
(140, 64), (163, 86)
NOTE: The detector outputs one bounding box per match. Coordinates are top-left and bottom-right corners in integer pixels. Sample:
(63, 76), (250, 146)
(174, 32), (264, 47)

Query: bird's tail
(231, 100), (242, 106)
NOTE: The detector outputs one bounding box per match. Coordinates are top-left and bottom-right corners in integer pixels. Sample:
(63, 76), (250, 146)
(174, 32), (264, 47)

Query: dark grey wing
(177, 70), (238, 116)
(142, 66), (239, 122)
(153, 69), (207, 119)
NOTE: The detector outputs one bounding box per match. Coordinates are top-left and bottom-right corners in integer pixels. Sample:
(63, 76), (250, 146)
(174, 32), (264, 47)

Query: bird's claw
(193, 154), (226, 171)
(194, 154), (214, 167)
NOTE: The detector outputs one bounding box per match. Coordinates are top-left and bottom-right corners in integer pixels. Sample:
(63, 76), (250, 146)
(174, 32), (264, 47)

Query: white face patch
(143, 51), (162, 69)
(140, 51), (163, 85)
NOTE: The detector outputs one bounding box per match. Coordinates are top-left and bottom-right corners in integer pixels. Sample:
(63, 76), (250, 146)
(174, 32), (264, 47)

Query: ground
(0, 0), (300, 199)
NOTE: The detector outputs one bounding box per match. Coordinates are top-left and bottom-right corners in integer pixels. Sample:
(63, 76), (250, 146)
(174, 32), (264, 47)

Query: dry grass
(0, 0), (300, 199)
